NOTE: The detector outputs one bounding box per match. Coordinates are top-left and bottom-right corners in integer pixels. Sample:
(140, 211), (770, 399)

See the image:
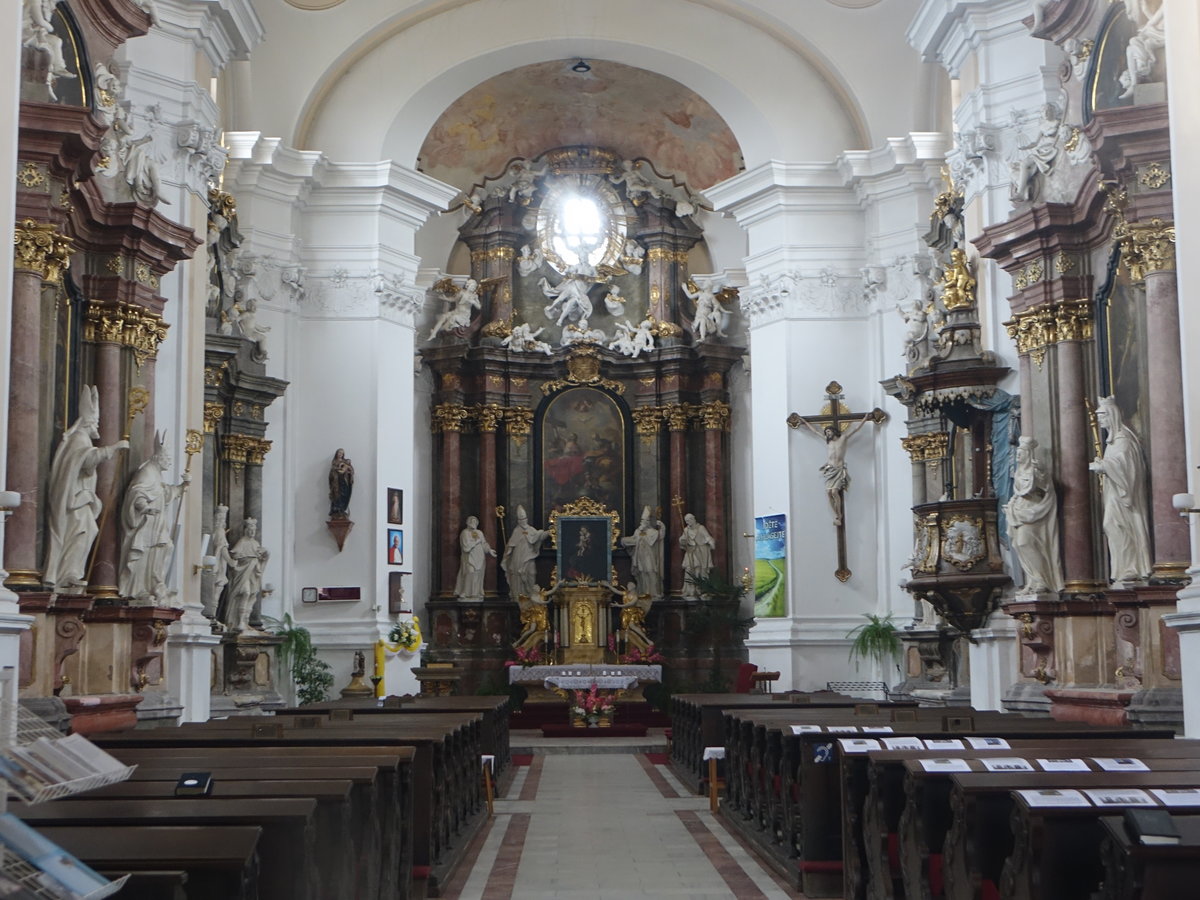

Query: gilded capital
(663, 403), (692, 432)
(1005, 300), (1093, 369)
(631, 407), (663, 445)
(244, 437), (272, 465)
(696, 401), (731, 431)
(432, 402), (470, 433)
(1122, 219), (1175, 281)
(900, 432), (949, 461)
(222, 433), (253, 467)
(203, 401), (224, 433)
(474, 403), (504, 433)
(83, 301), (169, 368)
(13, 219), (72, 284)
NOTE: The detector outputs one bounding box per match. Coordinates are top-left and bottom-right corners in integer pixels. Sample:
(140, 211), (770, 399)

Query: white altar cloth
(507, 664), (662, 691)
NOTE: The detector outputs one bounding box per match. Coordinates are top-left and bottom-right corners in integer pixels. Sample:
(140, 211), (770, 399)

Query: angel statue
(609, 160), (659, 205)
(428, 277), (481, 339)
(501, 322), (553, 355)
(682, 277), (729, 342)
(516, 244), (544, 277)
(540, 263), (596, 330)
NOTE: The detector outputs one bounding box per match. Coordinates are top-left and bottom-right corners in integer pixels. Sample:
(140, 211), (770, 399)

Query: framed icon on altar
(555, 516), (612, 583)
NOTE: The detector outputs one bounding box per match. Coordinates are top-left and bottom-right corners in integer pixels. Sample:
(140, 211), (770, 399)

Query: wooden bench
(35, 825), (262, 900)
(17, 797), (317, 900)
(942, 770), (1200, 900)
(1096, 813), (1200, 900)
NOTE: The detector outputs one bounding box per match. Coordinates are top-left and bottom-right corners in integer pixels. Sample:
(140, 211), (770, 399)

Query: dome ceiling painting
(417, 59), (744, 192)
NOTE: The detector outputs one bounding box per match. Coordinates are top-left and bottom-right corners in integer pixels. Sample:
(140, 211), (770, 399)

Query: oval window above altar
(537, 175), (627, 275)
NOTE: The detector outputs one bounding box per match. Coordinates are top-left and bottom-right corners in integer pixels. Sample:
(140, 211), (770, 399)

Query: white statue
(225, 517), (268, 633)
(898, 297), (929, 360)
(455, 515), (496, 601)
(560, 323), (607, 347)
(1006, 437), (1063, 594)
(428, 278), (480, 339)
(1089, 396), (1152, 581)
(679, 513), (716, 598)
(229, 293), (270, 360)
(22, 0), (77, 101)
(42, 386), (128, 593)
(1118, 0), (1164, 99)
(207, 505), (236, 619)
(507, 160), (545, 205)
(516, 244), (544, 277)
(607, 319), (654, 358)
(603, 285), (626, 316)
(682, 277), (728, 342)
(621, 506), (666, 599)
(1010, 104), (1062, 204)
(110, 105), (166, 207)
(621, 239), (645, 275)
(119, 432), (190, 605)
(501, 322), (553, 355)
(790, 413), (874, 527)
(501, 505), (548, 603)
(609, 160), (659, 205)
(540, 264), (595, 329)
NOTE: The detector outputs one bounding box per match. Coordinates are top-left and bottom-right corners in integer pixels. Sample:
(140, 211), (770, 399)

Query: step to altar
(511, 727), (668, 755)
(540, 723), (648, 738)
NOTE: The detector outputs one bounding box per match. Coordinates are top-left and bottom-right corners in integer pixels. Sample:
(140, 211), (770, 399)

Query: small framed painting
(387, 488), (403, 525)
(386, 528), (404, 565)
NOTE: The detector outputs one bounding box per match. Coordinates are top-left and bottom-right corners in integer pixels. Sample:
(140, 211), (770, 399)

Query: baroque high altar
(421, 146), (745, 691)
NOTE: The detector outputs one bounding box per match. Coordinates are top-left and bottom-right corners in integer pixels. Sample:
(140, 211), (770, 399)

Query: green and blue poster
(754, 514), (787, 617)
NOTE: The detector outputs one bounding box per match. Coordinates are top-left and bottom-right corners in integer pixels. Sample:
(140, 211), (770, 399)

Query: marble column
(1055, 338), (1096, 589)
(1141, 255), (1189, 574)
(87, 334), (124, 597)
(434, 404), (468, 597)
(699, 402), (729, 572)
(476, 406), (501, 594)
(665, 404), (689, 595)
(645, 247), (687, 334)
(6, 221), (70, 589)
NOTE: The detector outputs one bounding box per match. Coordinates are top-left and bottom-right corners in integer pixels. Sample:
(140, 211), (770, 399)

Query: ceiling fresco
(417, 59), (744, 192)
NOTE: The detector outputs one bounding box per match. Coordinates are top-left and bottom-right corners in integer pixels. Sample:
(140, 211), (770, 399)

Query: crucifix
(786, 381), (886, 582)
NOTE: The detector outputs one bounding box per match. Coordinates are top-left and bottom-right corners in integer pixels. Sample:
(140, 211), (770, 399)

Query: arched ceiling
(416, 60), (744, 192)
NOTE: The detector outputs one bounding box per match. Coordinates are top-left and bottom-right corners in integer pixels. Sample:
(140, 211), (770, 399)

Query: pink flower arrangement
(571, 684), (616, 717)
(504, 647), (544, 668)
(622, 644), (664, 664)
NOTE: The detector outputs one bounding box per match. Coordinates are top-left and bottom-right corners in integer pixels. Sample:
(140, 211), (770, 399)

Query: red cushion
(412, 866), (432, 879)
(734, 662), (759, 693)
(981, 880), (1000, 900)
(798, 861), (843, 873)
(887, 833), (900, 875)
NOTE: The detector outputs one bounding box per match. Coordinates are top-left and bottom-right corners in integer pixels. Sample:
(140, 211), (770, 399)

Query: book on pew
(0, 812), (121, 897)
(1124, 808), (1182, 845)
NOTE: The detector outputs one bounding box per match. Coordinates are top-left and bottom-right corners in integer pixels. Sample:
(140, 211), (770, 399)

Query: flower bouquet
(504, 646), (544, 668)
(571, 684), (616, 727)
(387, 617), (422, 653)
(621, 643), (664, 664)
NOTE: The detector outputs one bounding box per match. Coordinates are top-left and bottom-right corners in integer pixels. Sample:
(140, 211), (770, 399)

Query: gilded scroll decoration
(13, 219), (72, 284)
(901, 432), (949, 462)
(431, 402), (471, 433)
(696, 401), (730, 431)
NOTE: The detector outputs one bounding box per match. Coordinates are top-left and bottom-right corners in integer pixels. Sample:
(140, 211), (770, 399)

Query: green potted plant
(684, 570), (756, 692)
(845, 613), (902, 677)
(266, 614), (334, 705)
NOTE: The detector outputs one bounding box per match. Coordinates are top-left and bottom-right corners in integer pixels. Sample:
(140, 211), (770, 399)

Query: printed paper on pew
(923, 739), (965, 750)
(861, 726), (895, 733)
(1018, 788), (1091, 808)
(882, 737), (925, 750)
(791, 725), (823, 733)
(1151, 788), (1200, 807)
(965, 737), (1010, 749)
(838, 738), (882, 754)
(981, 757), (1035, 773)
(1084, 789), (1157, 807)
(1036, 758), (1089, 772)
(919, 758), (972, 772)
(1091, 757), (1149, 772)
(827, 726), (859, 733)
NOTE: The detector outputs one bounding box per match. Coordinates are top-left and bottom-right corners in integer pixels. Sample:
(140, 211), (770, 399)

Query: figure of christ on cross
(787, 381), (886, 582)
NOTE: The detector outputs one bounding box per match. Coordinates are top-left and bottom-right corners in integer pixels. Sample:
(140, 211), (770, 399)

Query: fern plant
(265, 614), (334, 705)
(846, 613), (901, 673)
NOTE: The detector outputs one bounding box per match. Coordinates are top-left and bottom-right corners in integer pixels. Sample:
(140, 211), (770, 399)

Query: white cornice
(706, 160), (859, 228)
(155, 0), (265, 72)
(907, 0), (1032, 77)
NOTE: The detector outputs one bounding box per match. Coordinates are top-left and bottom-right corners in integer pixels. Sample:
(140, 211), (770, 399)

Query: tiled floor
(443, 749), (804, 900)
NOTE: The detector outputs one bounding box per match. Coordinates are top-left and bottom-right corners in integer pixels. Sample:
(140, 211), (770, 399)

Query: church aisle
(442, 751), (803, 900)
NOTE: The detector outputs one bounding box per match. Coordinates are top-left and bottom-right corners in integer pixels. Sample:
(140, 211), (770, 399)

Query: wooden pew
(97, 711), (482, 897)
(104, 747), (412, 900)
(858, 739), (1200, 900)
(17, 797), (317, 900)
(942, 770), (1200, 900)
(1096, 813), (1200, 900)
(35, 825), (262, 900)
(80, 778), (356, 899)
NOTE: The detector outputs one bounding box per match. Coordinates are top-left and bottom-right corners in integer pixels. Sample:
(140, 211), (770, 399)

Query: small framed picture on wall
(387, 528), (404, 565)
(387, 488), (403, 525)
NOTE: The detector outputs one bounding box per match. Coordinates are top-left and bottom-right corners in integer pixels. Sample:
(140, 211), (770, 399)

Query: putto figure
(43, 386), (128, 592)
